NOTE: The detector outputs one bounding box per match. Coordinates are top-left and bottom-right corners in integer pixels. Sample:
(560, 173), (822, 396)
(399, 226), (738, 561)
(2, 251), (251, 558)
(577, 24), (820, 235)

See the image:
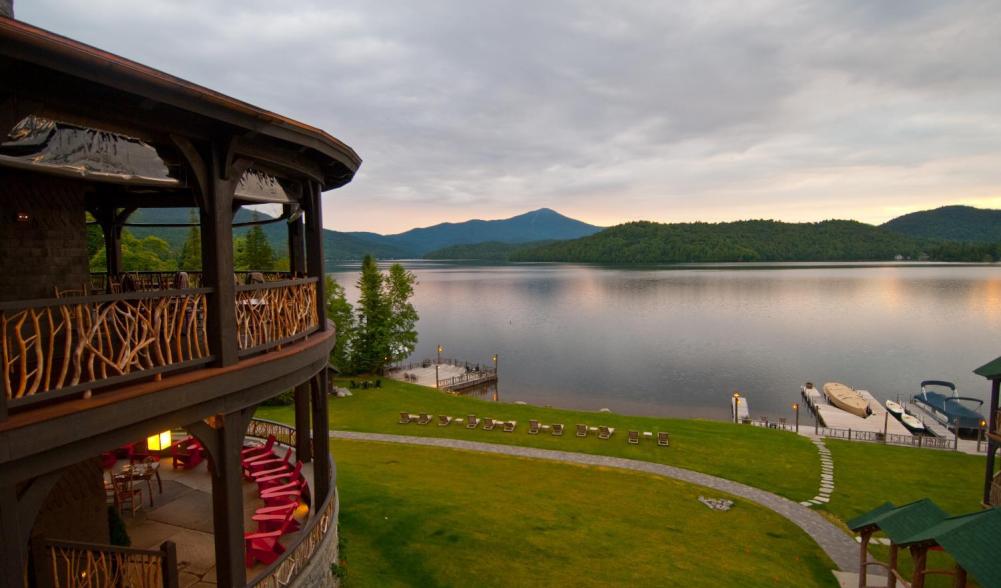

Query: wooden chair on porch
(112, 473), (143, 517)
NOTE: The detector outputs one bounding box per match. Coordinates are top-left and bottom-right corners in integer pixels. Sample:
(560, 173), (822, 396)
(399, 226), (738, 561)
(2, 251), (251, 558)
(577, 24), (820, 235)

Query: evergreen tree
(324, 276), (355, 370)
(351, 255), (389, 373)
(90, 231), (177, 272)
(385, 263), (418, 362)
(178, 210), (201, 269)
(238, 224), (275, 270)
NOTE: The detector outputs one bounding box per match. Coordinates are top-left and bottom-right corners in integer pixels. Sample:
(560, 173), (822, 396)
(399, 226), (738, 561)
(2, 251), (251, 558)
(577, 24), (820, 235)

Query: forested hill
(424, 240), (555, 260)
(509, 220), (924, 263)
(882, 205), (1001, 242)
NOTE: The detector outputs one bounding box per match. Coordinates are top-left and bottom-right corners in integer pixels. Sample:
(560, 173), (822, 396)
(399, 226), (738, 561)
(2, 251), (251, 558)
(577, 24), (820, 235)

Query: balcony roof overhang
(0, 17), (361, 191)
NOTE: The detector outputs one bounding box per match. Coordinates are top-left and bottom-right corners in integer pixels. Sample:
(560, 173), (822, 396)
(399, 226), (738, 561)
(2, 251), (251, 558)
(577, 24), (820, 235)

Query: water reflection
(330, 262), (1001, 421)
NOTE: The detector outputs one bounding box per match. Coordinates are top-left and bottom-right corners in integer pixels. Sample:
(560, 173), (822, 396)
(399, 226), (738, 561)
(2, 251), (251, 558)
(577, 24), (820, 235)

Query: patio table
(119, 462), (162, 507)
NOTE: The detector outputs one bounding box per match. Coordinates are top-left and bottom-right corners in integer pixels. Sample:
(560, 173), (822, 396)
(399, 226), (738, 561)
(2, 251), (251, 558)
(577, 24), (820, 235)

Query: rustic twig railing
(245, 417), (298, 449)
(247, 417), (337, 588)
(31, 538), (177, 588)
(235, 278), (319, 356)
(1, 289), (212, 407)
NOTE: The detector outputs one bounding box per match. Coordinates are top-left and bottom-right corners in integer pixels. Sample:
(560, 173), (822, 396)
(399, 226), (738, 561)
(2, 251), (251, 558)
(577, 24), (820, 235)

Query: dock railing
(750, 418), (964, 450)
(437, 367), (498, 390)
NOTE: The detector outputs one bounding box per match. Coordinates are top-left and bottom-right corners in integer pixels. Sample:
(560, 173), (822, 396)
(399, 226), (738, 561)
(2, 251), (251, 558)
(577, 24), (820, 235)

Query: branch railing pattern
(2, 289), (211, 404)
(235, 278), (318, 354)
(31, 538), (176, 588)
(991, 472), (1001, 508)
(246, 417), (298, 449)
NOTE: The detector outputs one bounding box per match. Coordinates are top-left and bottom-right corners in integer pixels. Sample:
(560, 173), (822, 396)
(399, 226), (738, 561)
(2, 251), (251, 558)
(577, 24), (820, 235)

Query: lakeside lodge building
(1, 7), (358, 587)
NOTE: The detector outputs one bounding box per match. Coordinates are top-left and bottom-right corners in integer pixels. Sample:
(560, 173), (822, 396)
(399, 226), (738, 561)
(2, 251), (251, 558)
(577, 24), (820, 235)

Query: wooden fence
(749, 419), (963, 450)
(437, 368), (498, 391)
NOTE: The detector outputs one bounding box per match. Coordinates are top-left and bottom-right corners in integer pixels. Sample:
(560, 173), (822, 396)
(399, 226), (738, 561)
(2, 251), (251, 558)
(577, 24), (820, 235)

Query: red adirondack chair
(241, 435), (276, 459)
(259, 477), (308, 507)
(246, 447), (293, 478)
(256, 461), (303, 491)
(244, 529), (285, 567)
(251, 502), (300, 534)
(170, 437), (204, 470)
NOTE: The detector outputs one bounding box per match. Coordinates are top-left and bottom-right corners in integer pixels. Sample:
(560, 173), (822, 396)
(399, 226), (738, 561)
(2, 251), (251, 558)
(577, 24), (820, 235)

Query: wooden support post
(952, 564), (967, 588)
(887, 544), (898, 588)
(910, 546), (928, 588)
(287, 204), (306, 277)
(858, 530), (871, 588)
(303, 181), (327, 332)
(160, 540), (179, 588)
(190, 411), (249, 588)
(310, 370), (331, 505)
(200, 144), (243, 367)
(0, 482), (27, 588)
(294, 382), (313, 463)
(984, 379), (1000, 505)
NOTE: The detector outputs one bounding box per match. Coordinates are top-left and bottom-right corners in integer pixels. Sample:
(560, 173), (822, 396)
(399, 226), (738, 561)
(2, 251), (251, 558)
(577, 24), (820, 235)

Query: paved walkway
(330, 431), (859, 573)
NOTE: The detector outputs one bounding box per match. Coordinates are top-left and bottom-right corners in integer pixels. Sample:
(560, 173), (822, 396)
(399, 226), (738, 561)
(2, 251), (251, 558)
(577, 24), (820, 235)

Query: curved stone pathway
(800, 437), (835, 507)
(330, 431), (858, 573)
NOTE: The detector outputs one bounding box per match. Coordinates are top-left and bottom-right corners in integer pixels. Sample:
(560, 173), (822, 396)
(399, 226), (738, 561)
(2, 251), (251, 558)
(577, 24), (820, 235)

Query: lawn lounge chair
(528, 420), (541, 434)
(627, 430), (640, 445)
(438, 415), (453, 426)
(552, 424), (565, 436)
(597, 426), (615, 440)
(418, 413), (433, 425)
(575, 424), (588, 438)
(399, 412), (413, 424)
(465, 415), (479, 429)
(482, 418), (496, 431)
(657, 432), (670, 447)
(503, 421), (516, 433)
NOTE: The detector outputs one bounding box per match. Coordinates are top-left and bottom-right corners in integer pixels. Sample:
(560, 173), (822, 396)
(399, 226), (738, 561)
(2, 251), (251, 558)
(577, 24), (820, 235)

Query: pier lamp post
(979, 419), (987, 453)
(792, 403), (799, 433)
(732, 392), (740, 424)
(436, 345), (443, 389)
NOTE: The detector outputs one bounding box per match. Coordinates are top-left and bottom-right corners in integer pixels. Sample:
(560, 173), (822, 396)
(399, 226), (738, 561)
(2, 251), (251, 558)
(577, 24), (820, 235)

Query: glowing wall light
(146, 430), (172, 451)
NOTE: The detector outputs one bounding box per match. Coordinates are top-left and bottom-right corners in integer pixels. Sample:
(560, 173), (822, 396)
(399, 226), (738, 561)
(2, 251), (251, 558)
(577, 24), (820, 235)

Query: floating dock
(801, 386), (912, 437)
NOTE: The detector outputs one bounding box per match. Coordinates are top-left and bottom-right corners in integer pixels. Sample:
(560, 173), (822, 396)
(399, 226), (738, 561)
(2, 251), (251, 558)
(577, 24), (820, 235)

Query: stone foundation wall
(30, 458), (110, 545)
(290, 491), (341, 588)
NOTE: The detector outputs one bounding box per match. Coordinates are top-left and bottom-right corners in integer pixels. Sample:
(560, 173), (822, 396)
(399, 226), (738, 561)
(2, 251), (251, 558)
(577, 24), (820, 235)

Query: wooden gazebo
(973, 356), (1001, 507)
(848, 499), (1001, 588)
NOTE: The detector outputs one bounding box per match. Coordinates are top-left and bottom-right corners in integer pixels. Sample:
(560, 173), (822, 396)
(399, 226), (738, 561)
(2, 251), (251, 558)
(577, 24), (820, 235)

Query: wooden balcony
(2, 277), (319, 417)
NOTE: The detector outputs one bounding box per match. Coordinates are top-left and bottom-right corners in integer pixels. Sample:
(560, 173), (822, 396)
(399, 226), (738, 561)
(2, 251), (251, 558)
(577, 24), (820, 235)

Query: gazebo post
(286, 203), (306, 277)
(858, 530), (871, 588)
(887, 543), (898, 588)
(310, 370), (331, 504)
(294, 382), (313, 463)
(910, 545), (928, 588)
(303, 181), (326, 332)
(983, 378), (999, 505)
(952, 563), (967, 588)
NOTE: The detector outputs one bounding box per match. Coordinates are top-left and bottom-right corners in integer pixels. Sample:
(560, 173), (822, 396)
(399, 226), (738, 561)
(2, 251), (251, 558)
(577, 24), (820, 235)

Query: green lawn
(257, 377), (820, 501)
(821, 440), (989, 588)
(332, 439), (838, 587)
(822, 439), (987, 522)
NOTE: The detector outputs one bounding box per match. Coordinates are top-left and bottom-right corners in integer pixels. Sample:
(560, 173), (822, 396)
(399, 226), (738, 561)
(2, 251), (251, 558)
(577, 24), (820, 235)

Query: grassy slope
(257, 378), (820, 501)
(333, 439), (837, 588)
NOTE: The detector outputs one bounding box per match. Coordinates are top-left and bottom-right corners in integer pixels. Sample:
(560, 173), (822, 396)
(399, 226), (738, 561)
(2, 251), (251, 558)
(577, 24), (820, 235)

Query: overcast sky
(18, 0), (1001, 233)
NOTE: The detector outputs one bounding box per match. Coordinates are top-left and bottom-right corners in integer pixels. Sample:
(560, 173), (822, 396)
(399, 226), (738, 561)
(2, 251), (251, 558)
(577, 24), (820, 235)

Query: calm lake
(328, 262), (1001, 422)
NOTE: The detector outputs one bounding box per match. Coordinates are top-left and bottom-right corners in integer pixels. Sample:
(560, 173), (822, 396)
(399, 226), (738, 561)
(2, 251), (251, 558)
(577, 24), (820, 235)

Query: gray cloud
(17, 0), (1001, 231)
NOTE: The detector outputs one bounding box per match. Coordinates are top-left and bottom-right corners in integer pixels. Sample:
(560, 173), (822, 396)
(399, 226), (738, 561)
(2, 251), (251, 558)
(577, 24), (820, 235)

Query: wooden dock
(801, 386), (913, 437)
(437, 368), (497, 391)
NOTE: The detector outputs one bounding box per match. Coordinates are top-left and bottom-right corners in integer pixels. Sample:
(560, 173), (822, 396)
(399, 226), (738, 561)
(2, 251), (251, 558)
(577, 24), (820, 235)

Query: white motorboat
(885, 400), (904, 417)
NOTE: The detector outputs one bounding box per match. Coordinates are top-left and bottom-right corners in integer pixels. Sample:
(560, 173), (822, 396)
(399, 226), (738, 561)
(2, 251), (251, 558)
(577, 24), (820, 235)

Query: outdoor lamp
(147, 430), (171, 451)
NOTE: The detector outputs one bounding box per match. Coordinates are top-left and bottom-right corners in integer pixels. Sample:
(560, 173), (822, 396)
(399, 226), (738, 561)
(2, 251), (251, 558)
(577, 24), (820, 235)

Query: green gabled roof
(847, 501), (896, 531)
(973, 356), (1001, 379)
(846, 499), (947, 543)
(897, 508), (1001, 588)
